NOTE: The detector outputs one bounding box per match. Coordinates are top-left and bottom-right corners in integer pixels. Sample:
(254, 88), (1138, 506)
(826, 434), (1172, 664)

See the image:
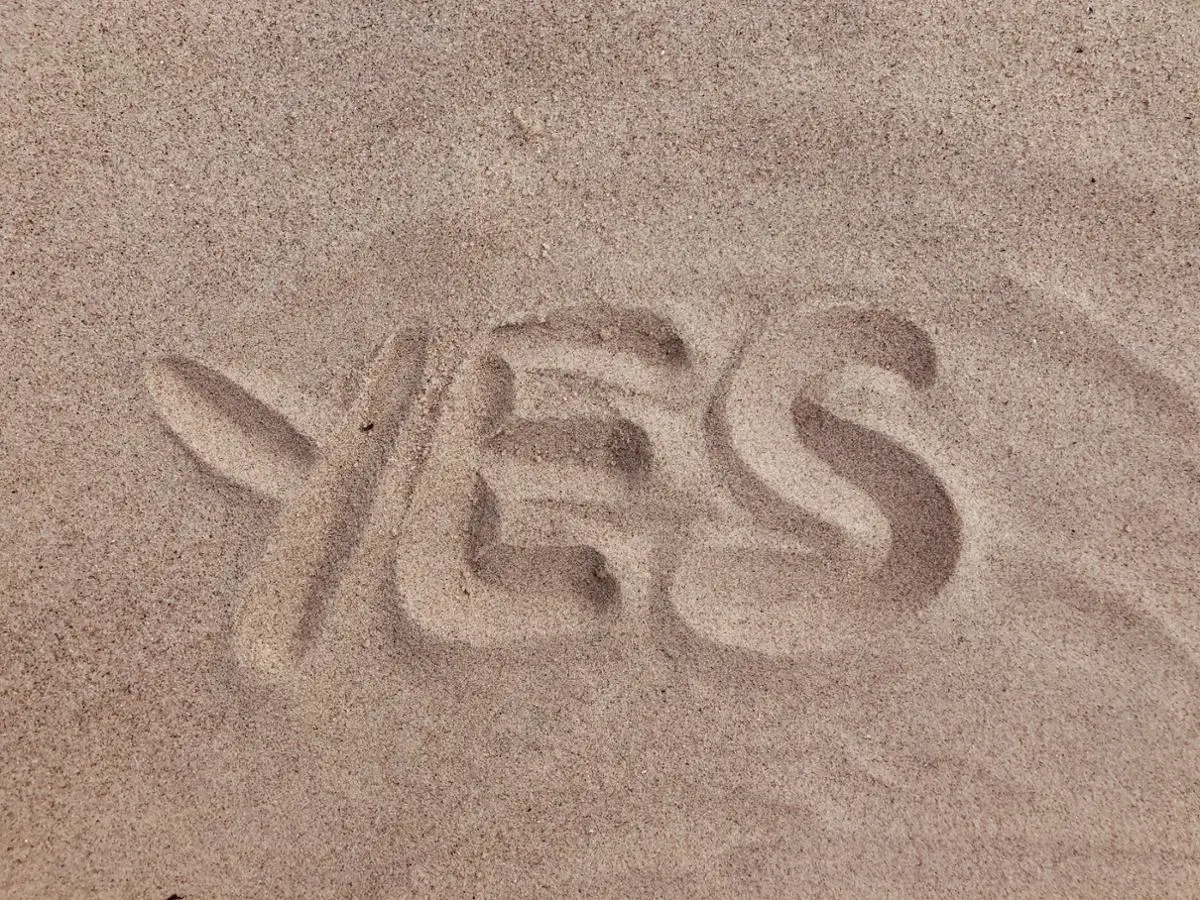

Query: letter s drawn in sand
(672, 305), (962, 655)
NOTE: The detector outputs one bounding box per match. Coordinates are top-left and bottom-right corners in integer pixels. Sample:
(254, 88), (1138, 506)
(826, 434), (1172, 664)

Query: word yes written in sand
(147, 302), (961, 678)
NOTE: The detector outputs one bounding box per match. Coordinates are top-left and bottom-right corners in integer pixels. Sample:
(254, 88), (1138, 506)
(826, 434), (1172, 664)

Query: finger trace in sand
(492, 302), (691, 370)
(231, 328), (431, 681)
(396, 307), (695, 646)
(465, 474), (621, 636)
(673, 304), (962, 655)
(145, 356), (318, 502)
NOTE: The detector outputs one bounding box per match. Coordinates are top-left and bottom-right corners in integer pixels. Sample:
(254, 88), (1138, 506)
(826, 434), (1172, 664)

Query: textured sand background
(4, 1), (1200, 896)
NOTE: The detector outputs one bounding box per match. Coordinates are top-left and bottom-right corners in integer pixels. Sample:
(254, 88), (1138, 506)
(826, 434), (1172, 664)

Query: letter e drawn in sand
(395, 304), (690, 648)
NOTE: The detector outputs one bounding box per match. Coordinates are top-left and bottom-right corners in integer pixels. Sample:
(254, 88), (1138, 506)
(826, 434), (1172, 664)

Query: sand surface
(4, 1), (1200, 896)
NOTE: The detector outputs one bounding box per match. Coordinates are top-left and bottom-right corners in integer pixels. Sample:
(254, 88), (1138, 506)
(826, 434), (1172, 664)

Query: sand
(3, 1), (1200, 896)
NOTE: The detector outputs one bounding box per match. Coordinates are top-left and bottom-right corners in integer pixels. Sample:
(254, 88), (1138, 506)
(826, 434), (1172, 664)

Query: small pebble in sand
(511, 106), (544, 140)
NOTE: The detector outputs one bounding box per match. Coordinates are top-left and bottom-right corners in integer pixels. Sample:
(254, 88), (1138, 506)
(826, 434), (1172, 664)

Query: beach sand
(3, 1), (1199, 896)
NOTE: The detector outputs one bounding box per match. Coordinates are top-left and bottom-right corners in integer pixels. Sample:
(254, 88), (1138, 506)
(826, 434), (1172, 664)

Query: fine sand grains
(3, 1), (1199, 896)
